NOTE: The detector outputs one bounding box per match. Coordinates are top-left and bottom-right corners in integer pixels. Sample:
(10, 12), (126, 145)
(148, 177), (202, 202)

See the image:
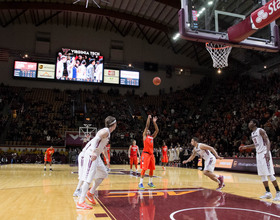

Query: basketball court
(0, 164), (280, 220)
(1, 1), (280, 219)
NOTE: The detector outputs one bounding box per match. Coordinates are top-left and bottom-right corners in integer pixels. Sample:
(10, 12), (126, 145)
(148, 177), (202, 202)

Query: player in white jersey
(183, 137), (225, 190)
(76, 116), (117, 209)
(239, 119), (280, 201)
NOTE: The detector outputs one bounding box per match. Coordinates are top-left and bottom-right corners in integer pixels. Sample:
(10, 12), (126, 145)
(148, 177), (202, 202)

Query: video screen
(37, 63), (55, 79)
(103, 69), (120, 84)
(56, 48), (103, 83)
(120, 70), (140, 86)
(13, 61), (37, 78)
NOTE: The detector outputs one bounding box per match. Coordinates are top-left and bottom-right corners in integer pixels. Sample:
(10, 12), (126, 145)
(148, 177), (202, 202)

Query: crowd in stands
(192, 73), (280, 157)
(0, 72), (280, 164)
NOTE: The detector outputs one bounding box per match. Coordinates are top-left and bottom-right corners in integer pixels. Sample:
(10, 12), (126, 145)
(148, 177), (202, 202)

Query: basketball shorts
(204, 157), (216, 172)
(257, 151), (275, 176)
(130, 156), (138, 165)
(81, 154), (108, 183)
(140, 153), (155, 171)
(44, 155), (52, 162)
(162, 155), (168, 163)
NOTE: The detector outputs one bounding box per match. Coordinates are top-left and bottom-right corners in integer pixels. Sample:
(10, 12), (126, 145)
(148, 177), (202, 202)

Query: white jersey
(251, 128), (267, 153)
(168, 148), (175, 161)
(82, 128), (110, 156)
(194, 143), (215, 160)
(56, 60), (64, 79)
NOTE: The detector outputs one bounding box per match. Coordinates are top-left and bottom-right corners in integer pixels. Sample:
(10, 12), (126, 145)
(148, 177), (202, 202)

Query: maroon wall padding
(227, 16), (257, 43)
(214, 157), (280, 175)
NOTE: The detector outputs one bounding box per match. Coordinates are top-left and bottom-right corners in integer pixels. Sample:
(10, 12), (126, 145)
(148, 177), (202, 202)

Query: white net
(206, 43), (232, 69)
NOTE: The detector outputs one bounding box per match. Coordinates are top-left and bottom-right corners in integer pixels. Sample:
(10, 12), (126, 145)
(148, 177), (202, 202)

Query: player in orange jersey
(161, 141), (168, 170)
(128, 140), (140, 173)
(44, 146), (54, 171)
(139, 115), (159, 189)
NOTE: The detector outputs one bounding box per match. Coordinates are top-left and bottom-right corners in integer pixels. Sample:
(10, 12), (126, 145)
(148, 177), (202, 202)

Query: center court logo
(256, 10), (268, 23)
(106, 189), (202, 198)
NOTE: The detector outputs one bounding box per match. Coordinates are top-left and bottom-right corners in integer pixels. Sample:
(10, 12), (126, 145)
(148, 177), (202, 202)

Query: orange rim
(205, 42), (231, 50)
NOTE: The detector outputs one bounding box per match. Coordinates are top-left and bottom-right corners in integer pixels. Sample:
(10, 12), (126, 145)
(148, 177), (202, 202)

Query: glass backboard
(179, 0), (280, 52)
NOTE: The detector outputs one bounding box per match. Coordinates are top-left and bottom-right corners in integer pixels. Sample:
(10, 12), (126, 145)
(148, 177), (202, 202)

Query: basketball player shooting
(139, 115), (159, 189)
(183, 137), (225, 190)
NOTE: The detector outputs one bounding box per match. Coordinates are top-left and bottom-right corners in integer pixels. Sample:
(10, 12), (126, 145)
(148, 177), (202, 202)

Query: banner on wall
(65, 131), (84, 146)
(198, 158), (280, 174)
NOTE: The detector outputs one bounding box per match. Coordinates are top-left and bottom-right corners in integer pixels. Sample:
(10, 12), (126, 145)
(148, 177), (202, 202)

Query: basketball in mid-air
(153, 77), (161, 86)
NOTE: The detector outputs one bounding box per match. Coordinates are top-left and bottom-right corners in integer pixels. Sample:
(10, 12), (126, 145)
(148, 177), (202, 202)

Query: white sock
(44, 166), (46, 169)
(79, 182), (89, 204)
(149, 177), (153, 183)
(90, 178), (103, 194)
(140, 178), (143, 184)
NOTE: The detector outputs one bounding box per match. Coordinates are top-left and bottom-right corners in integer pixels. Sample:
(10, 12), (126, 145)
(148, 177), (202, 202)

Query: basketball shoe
(86, 191), (96, 205)
(216, 175), (225, 190)
(138, 183), (145, 190)
(273, 192), (280, 201)
(148, 182), (156, 188)
(260, 192), (272, 199)
(76, 201), (93, 210)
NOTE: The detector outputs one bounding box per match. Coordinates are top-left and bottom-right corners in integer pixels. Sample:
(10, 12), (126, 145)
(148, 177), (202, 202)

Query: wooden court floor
(0, 164), (280, 220)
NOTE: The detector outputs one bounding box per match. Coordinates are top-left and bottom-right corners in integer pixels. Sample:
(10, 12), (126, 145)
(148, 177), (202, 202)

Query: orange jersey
(44, 148), (54, 162)
(130, 145), (138, 157)
(45, 148), (54, 156)
(143, 136), (154, 154)
(162, 146), (168, 156)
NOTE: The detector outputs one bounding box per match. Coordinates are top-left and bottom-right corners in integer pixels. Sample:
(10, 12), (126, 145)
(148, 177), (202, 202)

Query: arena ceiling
(0, 0), (279, 73)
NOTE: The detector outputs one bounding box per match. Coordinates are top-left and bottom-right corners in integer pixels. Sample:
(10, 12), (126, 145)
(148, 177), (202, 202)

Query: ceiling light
(172, 33), (180, 41)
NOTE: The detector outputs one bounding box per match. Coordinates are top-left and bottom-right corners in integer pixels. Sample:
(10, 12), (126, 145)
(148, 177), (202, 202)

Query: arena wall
(0, 24), (207, 95)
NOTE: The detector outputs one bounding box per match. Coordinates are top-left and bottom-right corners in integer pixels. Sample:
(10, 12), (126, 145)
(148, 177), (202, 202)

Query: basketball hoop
(206, 43), (232, 69)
